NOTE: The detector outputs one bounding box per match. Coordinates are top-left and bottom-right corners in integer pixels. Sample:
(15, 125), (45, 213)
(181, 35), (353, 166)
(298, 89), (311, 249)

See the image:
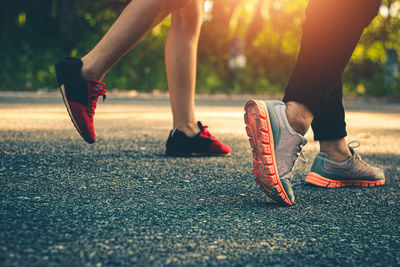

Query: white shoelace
(348, 140), (361, 149)
(297, 140), (361, 164)
(297, 143), (308, 163)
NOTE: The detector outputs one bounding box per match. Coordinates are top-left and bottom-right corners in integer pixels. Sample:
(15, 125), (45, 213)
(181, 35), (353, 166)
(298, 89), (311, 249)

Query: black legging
(283, 0), (382, 141)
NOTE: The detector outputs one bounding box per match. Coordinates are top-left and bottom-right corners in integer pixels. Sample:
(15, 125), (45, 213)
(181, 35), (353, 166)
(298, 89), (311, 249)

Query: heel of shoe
(54, 62), (64, 87)
(305, 172), (334, 187)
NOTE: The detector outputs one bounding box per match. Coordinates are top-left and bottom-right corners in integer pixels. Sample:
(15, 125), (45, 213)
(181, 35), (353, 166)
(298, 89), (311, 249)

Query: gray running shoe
(244, 100), (307, 206)
(306, 142), (385, 188)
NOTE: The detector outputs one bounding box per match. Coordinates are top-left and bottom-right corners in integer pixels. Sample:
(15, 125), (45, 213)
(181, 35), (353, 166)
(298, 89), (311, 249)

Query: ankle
(81, 57), (103, 81)
(323, 150), (352, 163)
(285, 101), (313, 136)
(175, 122), (200, 137)
(320, 139), (352, 162)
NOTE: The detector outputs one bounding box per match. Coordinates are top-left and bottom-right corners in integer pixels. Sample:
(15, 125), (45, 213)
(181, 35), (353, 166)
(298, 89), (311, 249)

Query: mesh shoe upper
(266, 101), (307, 204)
(309, 146), (385, 181)
(270, 103), (307, 181)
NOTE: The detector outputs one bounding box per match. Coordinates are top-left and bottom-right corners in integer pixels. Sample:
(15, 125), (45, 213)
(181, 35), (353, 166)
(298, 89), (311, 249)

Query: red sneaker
(55, 58), (106, 144)
(166, 122), (231, 156)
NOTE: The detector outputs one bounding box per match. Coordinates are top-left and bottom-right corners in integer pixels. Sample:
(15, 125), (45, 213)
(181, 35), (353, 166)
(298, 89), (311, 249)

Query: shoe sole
(55, 62), (94, 144)
(244, 100), (292, 206)
(305, 172), (385, 188)
(166, 151), (231, 157)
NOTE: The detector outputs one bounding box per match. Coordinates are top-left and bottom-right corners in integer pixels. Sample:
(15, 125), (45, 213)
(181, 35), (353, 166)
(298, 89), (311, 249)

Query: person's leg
(283, 0), (382, 161)
(81, 0), (194, 81)
(165, 0), (203, 137)
(164, 0), (231, 156)
(244, 0), (383, 205)
(283, 0), (385, 188)
(56, 0), (194, 143)
(311, 78), (350, 162)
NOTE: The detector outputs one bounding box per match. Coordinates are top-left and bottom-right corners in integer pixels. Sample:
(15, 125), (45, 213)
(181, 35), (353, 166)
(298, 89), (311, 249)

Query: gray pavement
(1, 92), (400, 266)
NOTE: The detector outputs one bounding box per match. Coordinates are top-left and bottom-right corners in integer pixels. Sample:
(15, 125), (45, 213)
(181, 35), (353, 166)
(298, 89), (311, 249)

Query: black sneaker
(165, 122), (231, 157)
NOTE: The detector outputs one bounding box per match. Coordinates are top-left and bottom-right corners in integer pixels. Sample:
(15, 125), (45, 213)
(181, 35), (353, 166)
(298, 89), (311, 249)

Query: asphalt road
(1, 92), (400, 266)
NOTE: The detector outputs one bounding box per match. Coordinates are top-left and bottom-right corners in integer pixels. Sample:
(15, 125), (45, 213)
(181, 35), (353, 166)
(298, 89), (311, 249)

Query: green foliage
(0, 0), (399, 97)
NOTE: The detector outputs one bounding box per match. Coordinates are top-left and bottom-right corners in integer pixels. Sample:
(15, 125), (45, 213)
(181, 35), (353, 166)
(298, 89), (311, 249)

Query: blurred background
(1, 0), (400, 96)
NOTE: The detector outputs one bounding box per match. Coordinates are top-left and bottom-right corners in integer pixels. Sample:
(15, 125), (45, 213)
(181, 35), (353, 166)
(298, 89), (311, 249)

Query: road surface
(1, 92), (400, 266)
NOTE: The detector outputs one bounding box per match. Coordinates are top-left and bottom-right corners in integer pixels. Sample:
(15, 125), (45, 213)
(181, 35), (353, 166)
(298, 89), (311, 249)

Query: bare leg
(81, 0), (193, 81)
(286, 101), (314, 136)
(319, 138), (351, 162)
(165, 0), (203, 137)
(286, 101), (351, 161)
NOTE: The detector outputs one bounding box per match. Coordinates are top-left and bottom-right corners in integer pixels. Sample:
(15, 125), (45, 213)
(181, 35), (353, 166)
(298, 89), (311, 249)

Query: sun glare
(204, 0), (214, 21)
(380, 2), (400, 18)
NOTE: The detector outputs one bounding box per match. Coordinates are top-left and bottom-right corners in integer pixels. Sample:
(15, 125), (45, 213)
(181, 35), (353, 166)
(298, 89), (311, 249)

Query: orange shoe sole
(244, 100), (292, 206)
(305, 172), (385, 188)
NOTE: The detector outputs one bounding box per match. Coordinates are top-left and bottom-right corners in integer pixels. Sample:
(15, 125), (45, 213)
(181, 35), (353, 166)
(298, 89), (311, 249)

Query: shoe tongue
(348, 146), (356, 155)
(197, 121), (204, 131)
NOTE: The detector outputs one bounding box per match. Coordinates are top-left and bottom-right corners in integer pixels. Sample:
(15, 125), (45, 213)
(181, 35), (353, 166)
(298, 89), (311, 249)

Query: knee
(167, 0), (193, 10)
(170, 0), (203, 33)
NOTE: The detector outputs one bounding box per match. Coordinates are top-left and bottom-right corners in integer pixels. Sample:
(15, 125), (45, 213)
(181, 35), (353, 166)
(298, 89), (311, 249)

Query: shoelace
(199, 125), (217, 140)
(348, 140), (368, 167)
(348, 140), (361, 149)
(87, 80), (107, 119)
(297, 143), (308, 163)
(295, 140), (363, 165)
(284, 143), (307, 182)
